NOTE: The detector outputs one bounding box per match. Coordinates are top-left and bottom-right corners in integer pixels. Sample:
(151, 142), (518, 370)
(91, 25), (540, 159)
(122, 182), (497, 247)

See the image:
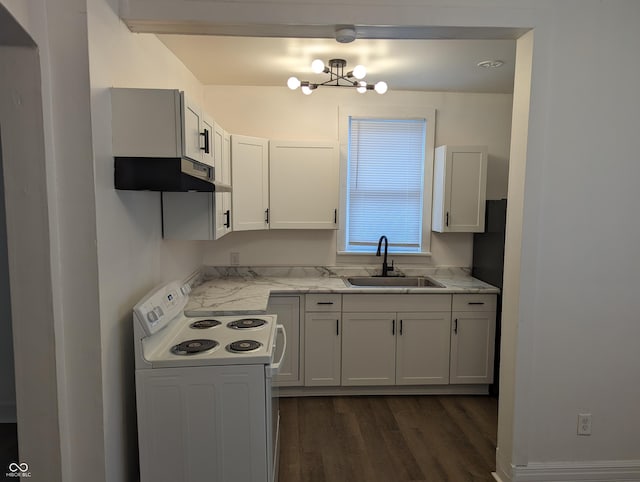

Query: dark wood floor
(278, 395), (498, 482)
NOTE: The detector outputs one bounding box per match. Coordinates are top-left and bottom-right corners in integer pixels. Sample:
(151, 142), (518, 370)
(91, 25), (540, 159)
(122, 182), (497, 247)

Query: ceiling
(157, 35), (517, 94)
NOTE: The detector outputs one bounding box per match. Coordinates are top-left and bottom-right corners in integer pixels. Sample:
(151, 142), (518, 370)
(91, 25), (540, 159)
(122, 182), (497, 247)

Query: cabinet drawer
(342, 294), (451, 312)
(452, 294), (497, 312)
(305, 294), (342, 312)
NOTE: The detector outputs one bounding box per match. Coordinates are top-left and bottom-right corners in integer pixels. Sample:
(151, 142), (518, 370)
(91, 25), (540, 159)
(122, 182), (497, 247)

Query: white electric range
(133, 280), (285, 482)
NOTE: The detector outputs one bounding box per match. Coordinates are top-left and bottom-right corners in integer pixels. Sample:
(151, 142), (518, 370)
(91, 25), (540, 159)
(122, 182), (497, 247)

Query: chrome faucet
(376, 235), (394, 277)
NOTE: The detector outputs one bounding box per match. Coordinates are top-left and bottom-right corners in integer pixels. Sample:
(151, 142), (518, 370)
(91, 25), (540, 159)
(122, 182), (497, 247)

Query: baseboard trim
(512, 460), (640, 481)
(277, 384), (490, 397)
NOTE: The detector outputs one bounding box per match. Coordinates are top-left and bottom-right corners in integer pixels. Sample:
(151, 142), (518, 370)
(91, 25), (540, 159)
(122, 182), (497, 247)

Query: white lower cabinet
(304, 294), (342, 386)
(396, 312), (452, 385)
(341, 311), (451, 386)
(290, 292), (497, 392)
(450, 294), (497, 384)
(341, 313), (396, 386)
(341, 294), (453, 387)
(267, 296), (301, 386)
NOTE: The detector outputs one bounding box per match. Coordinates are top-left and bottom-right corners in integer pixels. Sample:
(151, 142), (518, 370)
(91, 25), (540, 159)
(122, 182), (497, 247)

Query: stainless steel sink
(343, 276), (445, 288)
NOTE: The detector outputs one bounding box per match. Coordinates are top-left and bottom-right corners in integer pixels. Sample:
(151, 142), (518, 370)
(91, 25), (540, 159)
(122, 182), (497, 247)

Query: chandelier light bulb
(374, 81), (388, 94)
(311, 59), (325, 74)
(352, 65), (367, 80)
(287, 76), (301, 90)
(301, 85), (313, 95)
(356, 81), (367, 94)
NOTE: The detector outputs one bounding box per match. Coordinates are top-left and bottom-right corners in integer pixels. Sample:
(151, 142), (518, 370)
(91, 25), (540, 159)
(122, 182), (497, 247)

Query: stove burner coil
(171, 339), (218, 355)
(226, 340), (263, 353)
(190, 319), (221, 329)
(227, 318), (267, 330)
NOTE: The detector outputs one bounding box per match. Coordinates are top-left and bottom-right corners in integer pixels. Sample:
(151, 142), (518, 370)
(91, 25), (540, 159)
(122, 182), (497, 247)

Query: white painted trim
(495, 446), (513, 482)
(511, 460), (640, 481)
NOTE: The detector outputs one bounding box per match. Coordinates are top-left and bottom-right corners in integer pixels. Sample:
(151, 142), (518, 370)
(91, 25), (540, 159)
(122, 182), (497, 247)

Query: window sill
(337, 251), (433, 257)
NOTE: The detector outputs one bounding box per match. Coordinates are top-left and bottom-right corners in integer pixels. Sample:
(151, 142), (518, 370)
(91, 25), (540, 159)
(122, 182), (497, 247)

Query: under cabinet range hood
(114, 156), (231, 192)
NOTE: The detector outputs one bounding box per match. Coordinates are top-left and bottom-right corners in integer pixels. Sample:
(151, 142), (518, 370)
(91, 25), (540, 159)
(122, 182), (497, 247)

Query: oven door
(265, 324), (286, 482)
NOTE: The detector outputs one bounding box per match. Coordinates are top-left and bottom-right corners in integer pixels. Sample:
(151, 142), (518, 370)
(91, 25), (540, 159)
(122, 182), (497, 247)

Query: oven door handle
(267, 324), (287, 378)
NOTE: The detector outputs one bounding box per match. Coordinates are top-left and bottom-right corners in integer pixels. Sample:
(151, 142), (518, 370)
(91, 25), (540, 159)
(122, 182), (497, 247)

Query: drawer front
(305, 293), (342, 312)
(342, 294), (451, 313)
(452, 294), (497, 312)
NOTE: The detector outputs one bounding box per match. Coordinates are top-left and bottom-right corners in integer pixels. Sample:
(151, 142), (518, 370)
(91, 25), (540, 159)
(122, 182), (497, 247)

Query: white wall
(514, 1), (640, 466)
(203, 86), (512, 268)
(86, 0), (207, 480)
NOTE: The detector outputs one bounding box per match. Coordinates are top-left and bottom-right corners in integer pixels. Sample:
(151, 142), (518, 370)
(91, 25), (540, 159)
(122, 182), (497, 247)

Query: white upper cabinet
(432, 145), (488, 232)
(231, 134), (270, 231)
(231, 138), (339, 232)
(111, 88), (219, 172)
(269, 140), (339, 230)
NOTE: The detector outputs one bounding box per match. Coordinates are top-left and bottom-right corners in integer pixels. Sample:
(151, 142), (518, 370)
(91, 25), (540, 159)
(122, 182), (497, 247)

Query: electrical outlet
(230, 252), (240, 266)
(577, 413), (592, 435)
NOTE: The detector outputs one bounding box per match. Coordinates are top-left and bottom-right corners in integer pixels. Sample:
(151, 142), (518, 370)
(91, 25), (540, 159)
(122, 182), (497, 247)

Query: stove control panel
(134, 281), (189, 336)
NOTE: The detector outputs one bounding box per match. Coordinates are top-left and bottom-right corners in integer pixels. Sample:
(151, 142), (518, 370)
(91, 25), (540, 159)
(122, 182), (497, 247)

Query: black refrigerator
(472, 199), (506, 396)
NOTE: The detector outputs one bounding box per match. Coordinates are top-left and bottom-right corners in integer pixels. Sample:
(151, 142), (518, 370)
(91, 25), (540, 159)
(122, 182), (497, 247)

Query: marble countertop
(184, 266), (500, 316)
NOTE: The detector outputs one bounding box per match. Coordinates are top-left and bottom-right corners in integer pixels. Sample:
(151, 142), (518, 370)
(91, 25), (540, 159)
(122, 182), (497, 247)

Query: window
(338, 105), (436, 255)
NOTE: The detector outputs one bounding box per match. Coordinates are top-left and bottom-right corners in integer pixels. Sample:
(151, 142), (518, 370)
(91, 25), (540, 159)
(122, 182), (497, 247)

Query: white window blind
(346, 118), (427, 253)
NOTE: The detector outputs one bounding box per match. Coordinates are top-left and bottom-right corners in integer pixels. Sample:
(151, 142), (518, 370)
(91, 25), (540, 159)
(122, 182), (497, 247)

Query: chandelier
(287, 58), (388, 95)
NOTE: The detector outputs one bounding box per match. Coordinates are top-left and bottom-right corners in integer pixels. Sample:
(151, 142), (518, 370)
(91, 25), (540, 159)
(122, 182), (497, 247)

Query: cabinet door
(200, 113), (215, 168)
(221, 130), (232, 185)
(219, 132), (232, 236)
(269, 141), (338, 229)
(181, 92), (204, 163)
(162, 192), (213, 240)
(231, 135), (269, 231)
(214, 191), (227, 240)
(341, 313), (396, 386)
(450, 311), (496, 384)
(396, 312), (451, 385)
(304, 312), (341, 386)
(432, 145), (487, 232)
(267, 296), (301, 386)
